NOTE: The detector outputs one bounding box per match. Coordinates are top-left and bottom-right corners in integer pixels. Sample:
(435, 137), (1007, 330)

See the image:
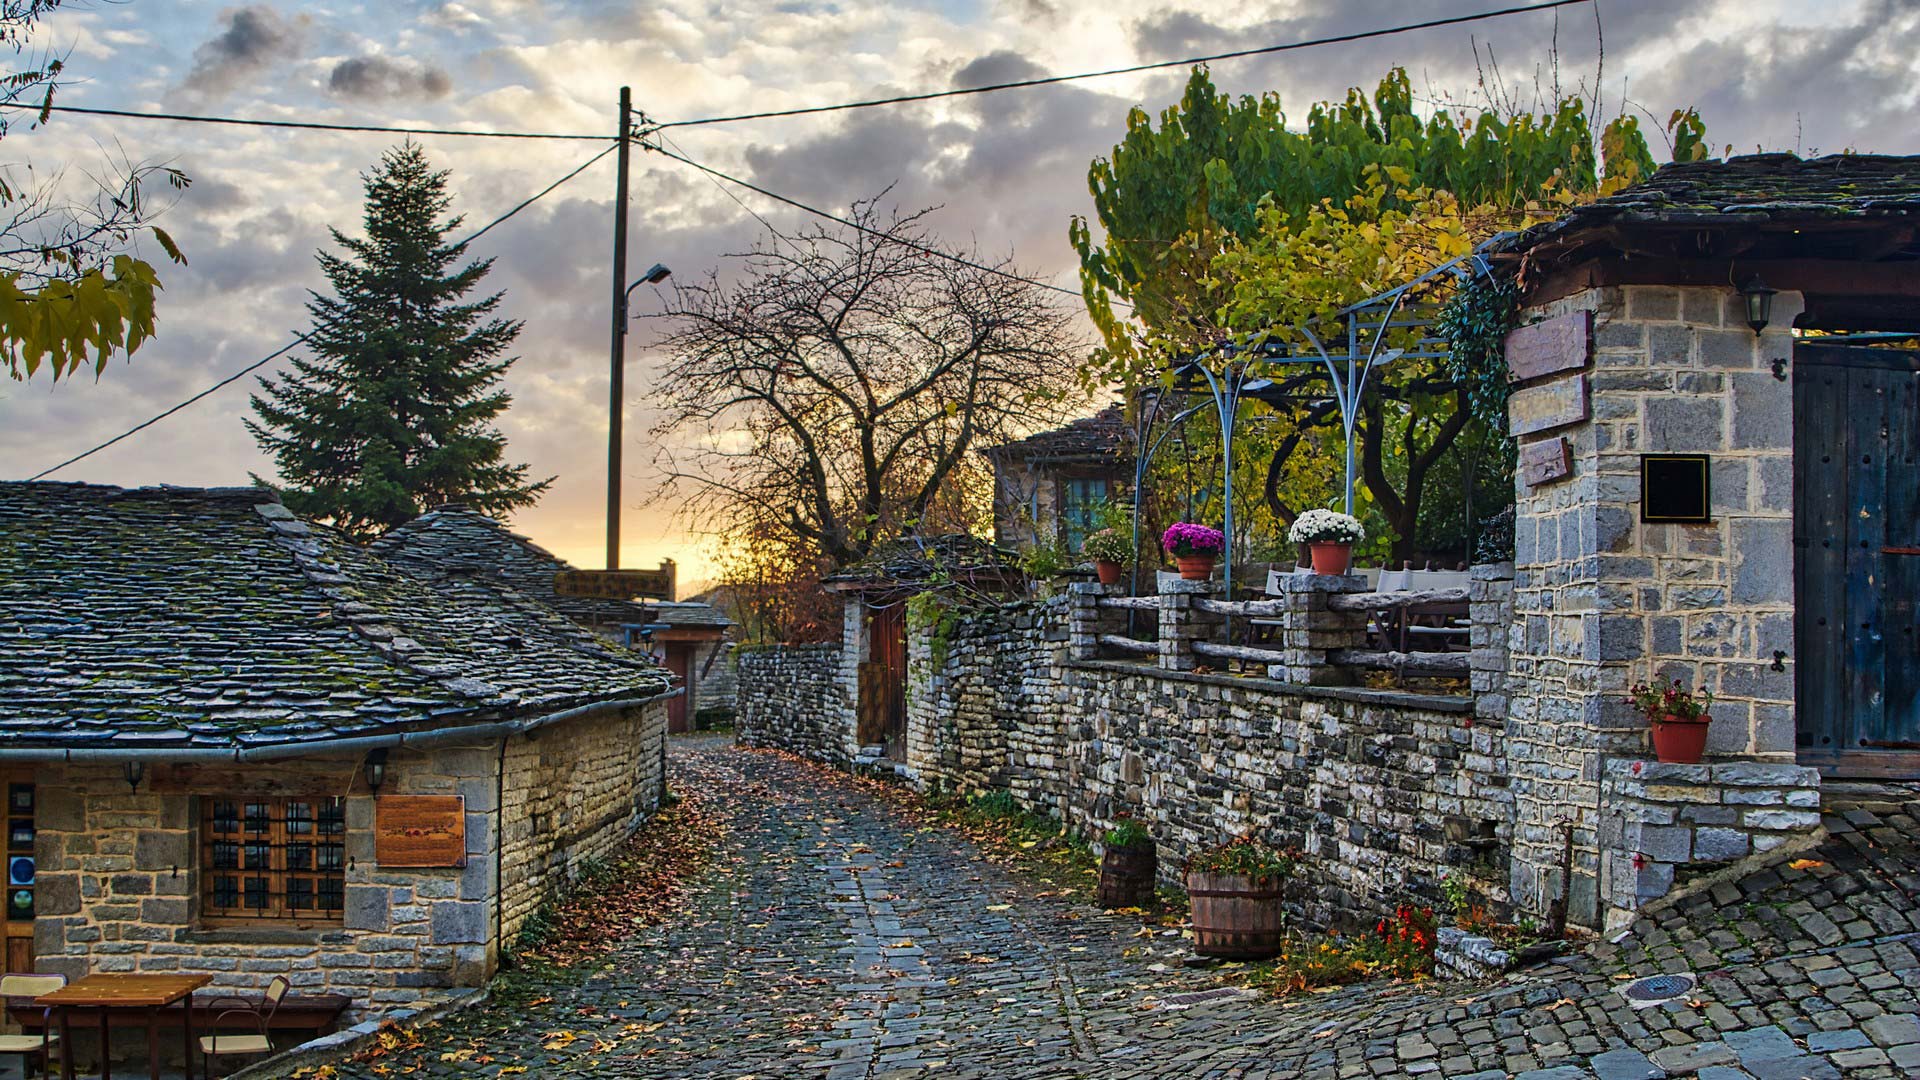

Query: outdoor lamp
(365, 748), (388, 794)
(122, 760), (144, 792)
(1740, 275), (1777, 334)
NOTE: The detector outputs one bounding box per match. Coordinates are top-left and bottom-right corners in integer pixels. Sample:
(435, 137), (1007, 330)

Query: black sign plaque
(1641, 454), (1712, 523)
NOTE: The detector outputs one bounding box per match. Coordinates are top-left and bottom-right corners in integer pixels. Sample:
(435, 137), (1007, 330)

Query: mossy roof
(0, 483), (671, 750)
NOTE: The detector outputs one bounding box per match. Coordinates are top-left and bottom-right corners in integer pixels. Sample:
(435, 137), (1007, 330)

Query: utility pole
(605, 85), (633, 569)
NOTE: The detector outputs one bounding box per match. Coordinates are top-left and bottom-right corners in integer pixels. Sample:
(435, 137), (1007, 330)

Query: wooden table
(36, 973), (211, 1080)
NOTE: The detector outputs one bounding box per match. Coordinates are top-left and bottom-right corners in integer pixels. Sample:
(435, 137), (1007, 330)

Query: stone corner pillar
(1156, 577), (1216, 671)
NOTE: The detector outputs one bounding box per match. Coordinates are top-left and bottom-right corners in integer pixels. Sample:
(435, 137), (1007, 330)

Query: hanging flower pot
(1161, 523), (1224, 583)
(1288, 510), (1366, 575)
(1628, 681), (1716, 764)
(1650, 715), (1711, 764)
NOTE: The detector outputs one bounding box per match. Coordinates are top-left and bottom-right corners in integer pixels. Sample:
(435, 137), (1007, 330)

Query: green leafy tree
(248, 143), (550, 539)
(0, 0), (190, 382)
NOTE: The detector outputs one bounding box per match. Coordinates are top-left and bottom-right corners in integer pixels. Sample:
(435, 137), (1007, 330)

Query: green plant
(1436, 272), (1521, 433)
(1185, 835), (1295, 878)
(1082, 527), (1134, 565)
(965, 789), (1023, 821)
(1439, 871), (1471, 920)
(1103, 816), (1153, 850)
(906, 590), (961, 670)
(1019, 536), (1076, 579)
(1628, 679), (1715, 722)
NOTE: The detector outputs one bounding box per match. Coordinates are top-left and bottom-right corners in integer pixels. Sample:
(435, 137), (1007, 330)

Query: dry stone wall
(736, 644), (851, 764)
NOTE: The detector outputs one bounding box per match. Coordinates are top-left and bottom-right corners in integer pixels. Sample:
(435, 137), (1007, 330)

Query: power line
(27, 142), (619, 482)
(650, 0), (1592, 131)
(643, 140), (1091, 302)
(0, 100), (610, 142)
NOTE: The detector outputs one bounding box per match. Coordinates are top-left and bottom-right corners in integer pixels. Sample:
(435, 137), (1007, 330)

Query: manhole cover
(1620, 972), (1696, 1008)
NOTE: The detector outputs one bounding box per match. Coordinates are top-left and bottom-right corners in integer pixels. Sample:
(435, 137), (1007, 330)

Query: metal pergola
(1126, 249), (1499, 609)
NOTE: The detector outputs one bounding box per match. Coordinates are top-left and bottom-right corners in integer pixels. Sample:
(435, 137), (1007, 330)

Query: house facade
(982, 407), (1133, 550)
(0, 483), (673, 1015)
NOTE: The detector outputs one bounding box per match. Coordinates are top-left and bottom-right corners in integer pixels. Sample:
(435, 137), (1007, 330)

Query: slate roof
(981, 407), (1133, 466)
(0, 483), (671, 751)
(371, 504), (646, 628)
(821, 533), (1022, 593)
(1493, 153), (1920, 263)
(639, 601), (732, 630)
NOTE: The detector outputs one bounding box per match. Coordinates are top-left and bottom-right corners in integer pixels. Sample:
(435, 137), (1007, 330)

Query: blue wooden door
(1794, 343), (1920, 776)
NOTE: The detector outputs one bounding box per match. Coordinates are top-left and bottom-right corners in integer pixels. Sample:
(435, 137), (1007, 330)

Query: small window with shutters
(201, 797), (346, 924)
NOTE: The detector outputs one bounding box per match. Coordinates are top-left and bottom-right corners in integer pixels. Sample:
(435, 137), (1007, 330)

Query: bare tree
(647, 201), (1087, 568)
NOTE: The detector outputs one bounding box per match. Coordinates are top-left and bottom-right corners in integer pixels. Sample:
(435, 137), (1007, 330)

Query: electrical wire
(0, 100), (611, 141)
(649, 0), (1593, 130)
(26, 142), (620, 482)
(643, 140), (1090, 301)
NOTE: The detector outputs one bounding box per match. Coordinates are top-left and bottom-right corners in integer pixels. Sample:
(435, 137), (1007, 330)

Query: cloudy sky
(1, 0), (1912, 587)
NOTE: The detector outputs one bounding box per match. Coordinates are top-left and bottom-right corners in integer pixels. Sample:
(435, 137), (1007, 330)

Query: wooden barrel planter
(1186, 872), (1287, 959)
(1096, 843), (1157, 909)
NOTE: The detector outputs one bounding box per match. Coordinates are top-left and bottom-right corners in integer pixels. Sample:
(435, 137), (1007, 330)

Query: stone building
(634, 601), (734, 731)
(982, 407), (1133, 550)
(0, 482), (673, 1015)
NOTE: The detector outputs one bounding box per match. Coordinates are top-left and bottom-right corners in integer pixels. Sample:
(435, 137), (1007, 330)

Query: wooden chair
(0, 973), (65, 1078)
(199, 975), (288, 1079)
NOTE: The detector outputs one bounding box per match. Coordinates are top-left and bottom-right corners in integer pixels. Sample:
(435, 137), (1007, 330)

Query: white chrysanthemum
(1287, 509), (1366, 544)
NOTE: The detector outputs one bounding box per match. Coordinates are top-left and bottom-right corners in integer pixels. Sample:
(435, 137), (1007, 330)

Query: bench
(9, 992), (350, 1038)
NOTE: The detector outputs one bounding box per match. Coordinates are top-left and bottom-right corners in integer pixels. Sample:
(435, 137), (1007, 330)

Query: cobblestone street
(319, 739), (1920, 1079)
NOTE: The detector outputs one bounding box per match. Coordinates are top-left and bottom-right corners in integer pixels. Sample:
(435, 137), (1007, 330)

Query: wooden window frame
(199, 796), (346, 928)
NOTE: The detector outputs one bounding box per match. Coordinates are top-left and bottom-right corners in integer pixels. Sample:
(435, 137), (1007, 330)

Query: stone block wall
(1503, 283), (1810, 929)
(694, 641), (738, 715)
(1598, 759), (1822, 930)
(736, 643), (850, 764)
(30, 701), (668, 1018)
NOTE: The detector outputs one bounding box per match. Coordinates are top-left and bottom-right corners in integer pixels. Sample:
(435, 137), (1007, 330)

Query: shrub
(1103, 816), (1153, 850)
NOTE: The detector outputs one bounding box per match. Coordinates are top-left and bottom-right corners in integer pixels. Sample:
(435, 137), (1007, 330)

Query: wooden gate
(662, 644), (692, 734)
(857, 603), (908, 759)
(1794, 342), (1920, 776)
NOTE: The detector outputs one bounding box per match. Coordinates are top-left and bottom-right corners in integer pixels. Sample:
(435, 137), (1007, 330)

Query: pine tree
(248, 142), (550, 539)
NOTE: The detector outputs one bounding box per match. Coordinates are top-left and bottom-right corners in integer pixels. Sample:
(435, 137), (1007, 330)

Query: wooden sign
(1519, 437), (1573, 487)
(1505, 310), (1592, 383)
(374, 796), (466, 867)
(1508, 373), (1590, 437)
(554, 561), (675, 601)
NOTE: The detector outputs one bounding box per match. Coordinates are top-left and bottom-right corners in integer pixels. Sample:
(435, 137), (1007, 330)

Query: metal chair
(199, 975), (288, 1079)
(0, 972), (65, 1078)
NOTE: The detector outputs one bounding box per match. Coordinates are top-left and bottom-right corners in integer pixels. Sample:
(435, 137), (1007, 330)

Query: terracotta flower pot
(1308, 542), (1352, 575)
(1650, 714), (1710, 764)
(1175, 554), (1217, 580)
(1094, 559), (1125, 585)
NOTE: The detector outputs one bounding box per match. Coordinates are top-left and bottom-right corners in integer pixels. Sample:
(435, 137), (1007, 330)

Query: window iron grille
(202, 797), (346, 922)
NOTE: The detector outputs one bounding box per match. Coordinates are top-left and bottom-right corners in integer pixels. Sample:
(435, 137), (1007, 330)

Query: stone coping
(1065, 659), (1475, 714)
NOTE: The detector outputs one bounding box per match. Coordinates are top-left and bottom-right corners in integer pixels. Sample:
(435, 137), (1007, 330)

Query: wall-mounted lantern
(122, 760), (144, 793)
(365, 748), (388, 794)
(1740, 275), (1777, 334)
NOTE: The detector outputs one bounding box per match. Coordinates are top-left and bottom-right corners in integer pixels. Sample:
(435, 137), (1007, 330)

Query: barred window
(202, 797), (346, 923)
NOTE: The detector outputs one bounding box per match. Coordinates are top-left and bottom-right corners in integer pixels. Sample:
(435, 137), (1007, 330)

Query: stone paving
(315, 740), (1920, 1079)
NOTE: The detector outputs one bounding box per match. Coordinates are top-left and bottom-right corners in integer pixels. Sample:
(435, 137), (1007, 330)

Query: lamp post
(605, 251), (671, 570)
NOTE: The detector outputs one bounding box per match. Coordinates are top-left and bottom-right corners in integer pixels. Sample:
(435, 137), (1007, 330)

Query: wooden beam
(1521, 256), (1920, 311)
(1327, 648), (1470, 673)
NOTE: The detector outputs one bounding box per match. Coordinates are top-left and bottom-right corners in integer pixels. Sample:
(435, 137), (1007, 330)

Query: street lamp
(607, 262), (671, 569)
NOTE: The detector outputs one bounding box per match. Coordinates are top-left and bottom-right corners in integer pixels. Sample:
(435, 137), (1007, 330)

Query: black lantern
(365, 748), (388, 794)
(1739, 275), (1777, 334)
(122, 760), (144, 792)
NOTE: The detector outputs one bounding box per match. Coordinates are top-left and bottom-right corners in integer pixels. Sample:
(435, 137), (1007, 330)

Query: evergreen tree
(248, 142), (550, 539)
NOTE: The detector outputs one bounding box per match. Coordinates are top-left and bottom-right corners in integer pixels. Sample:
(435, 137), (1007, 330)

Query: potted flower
(1184, 836), (1295, 960)
(1082, 528), (1134, 586)
(1096, 815), (1157, 909)
(1287, 509), (1366, 575)
(1162, 522), (1225, 580)
(1628, 680), (1716, 764)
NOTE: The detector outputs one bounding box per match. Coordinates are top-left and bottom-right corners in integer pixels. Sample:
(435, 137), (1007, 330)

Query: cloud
(176, 5), (305, 100)
(328, 55), (454, 102)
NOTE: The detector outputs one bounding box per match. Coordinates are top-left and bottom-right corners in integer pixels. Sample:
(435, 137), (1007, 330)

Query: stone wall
(29, 700), (667, 1018)
(736, 644), (850, 764)
(694, 641), (738, 716)
(1502, 284), (1807, 928)
(904, 598), (1508, 926)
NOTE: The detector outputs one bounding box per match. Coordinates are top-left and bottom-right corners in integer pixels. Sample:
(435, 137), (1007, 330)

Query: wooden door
(857, 603), (908, 759)
(2, 771), (34, 974)
(1794, 343), (1920, 776)
(662, 644), (692, 733)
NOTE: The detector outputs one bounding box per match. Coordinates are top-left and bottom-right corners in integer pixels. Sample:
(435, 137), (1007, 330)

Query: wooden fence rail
(1328, 647), (1470, 673)
(1098, 634), (1158, 655)
(1325, 587), (1470, 612)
